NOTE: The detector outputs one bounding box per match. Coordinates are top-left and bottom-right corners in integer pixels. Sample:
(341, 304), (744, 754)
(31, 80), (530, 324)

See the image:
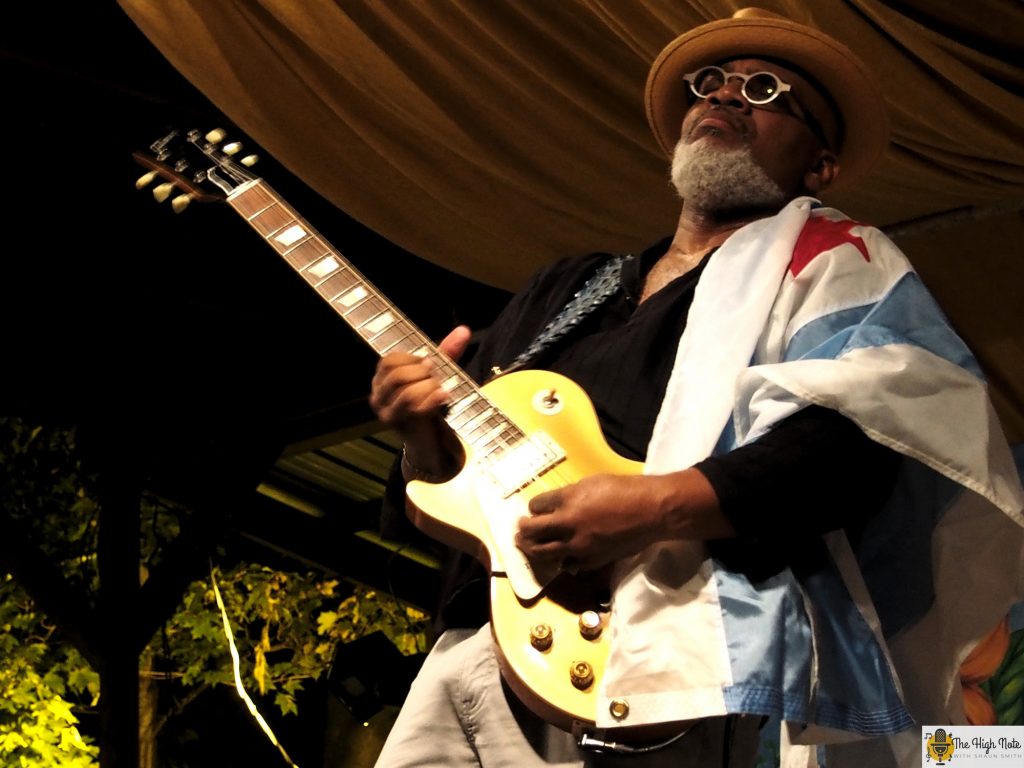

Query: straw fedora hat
(645, 8), (889, 190)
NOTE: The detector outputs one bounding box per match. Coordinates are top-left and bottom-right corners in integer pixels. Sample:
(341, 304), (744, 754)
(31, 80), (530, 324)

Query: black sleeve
(694, 405), (901, 539)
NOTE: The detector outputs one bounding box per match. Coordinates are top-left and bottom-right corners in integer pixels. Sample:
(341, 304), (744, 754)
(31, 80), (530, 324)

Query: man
(369, 9), (1023, 768)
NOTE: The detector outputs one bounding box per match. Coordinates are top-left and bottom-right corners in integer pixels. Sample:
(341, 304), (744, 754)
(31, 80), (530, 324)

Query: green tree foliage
(0, 417), (428, 765)
(0, 575), (101, 766)
(0, 419), (101, 765)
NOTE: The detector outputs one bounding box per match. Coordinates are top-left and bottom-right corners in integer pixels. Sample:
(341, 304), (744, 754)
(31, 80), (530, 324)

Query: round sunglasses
(682, 65), (832, 149)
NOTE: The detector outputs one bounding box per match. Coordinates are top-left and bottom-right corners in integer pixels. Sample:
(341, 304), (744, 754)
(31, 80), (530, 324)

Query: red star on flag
(790, 218), (870, 277)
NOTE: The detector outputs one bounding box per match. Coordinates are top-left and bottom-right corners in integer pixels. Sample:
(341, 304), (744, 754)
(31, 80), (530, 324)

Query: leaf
(46, 698), (77, 724)
(58, 726), (88, 751)
(317, 611), (338, 635)
(274, 692), (298, 717)
(0, 732), (29, 752)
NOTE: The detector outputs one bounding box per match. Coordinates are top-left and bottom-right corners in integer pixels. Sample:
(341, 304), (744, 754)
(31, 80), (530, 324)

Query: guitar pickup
(480, 432), (565, 498)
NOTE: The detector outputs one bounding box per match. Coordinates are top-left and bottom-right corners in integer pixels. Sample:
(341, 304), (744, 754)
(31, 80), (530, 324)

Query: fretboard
(226, 180), (529, 466)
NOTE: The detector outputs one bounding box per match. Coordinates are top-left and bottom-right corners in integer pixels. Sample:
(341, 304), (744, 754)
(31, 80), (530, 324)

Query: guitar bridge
(480, 432), (565, 498)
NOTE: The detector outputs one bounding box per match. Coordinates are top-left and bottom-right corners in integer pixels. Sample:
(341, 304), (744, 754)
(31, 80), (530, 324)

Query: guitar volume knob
(529, 623), (553, 651)
(578, 611), (602, 640)
(570, 660), (595, 690)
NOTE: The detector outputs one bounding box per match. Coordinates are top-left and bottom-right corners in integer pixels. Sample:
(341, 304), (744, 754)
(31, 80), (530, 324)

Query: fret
(343, 296), (385, 328)
(447, 392), (480, 418)
(292, 244), (335, 274)
(448, 403), (492, 432)
(230, 185), (276, 220)
(449, 395), (489, 420)
(367, 322), (415, 350)
(251, 208), (303, 246)
(496, 426), (522, 448)
(378, 329), (418, 354)
(365, 317), (406, 347)
(475, 423), (511, 449)
(318, 271), (359, 302)
(463, 412), (502, 441)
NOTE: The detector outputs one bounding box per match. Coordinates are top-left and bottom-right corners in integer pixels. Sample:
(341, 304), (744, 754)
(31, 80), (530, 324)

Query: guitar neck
(226, 179), (525, 455)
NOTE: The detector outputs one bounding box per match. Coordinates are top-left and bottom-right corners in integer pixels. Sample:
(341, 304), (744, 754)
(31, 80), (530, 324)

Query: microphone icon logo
(926, 728), (955, 764)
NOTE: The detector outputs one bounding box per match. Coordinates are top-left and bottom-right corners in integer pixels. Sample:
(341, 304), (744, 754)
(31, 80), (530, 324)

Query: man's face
(678, 58), (840, 198)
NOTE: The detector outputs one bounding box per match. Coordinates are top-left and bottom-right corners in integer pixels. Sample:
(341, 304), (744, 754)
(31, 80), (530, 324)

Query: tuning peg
(171, 194), (192, 214)
(135, 171), (157, 190)
(222, 141), (242, 155)
(153, 182), (176, 203)
(240, 154), (259, 167)
(205, 128), (227, 144)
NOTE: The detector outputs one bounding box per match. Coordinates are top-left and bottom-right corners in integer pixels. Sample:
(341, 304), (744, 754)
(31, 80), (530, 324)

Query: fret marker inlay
(364, 312), (394, 335)
(275, 224), (307, 246)
(337, 286), (368, 307)
(309, 257), (339, 278)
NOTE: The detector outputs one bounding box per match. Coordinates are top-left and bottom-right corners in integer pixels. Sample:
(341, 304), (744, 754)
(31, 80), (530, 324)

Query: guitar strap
(503, 254), (632, 373)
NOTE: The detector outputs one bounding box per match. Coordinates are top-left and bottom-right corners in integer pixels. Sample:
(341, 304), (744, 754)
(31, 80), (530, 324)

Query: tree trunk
(139, 655), (159, 768)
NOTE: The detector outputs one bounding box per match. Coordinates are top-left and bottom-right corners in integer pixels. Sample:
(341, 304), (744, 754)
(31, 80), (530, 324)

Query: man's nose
(706, 78), (749, 111)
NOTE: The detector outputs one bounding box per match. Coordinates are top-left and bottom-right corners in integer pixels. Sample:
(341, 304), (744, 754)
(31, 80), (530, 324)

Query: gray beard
(670, 138), (786, 213)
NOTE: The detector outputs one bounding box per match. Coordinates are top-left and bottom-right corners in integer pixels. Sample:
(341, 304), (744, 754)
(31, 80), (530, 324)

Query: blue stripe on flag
(786, 273), (983, 378)
(713, 537), (913, 735)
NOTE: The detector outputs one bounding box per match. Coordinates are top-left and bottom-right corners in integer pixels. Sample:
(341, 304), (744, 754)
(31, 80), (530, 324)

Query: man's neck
(672, 201), (781, 257)
(639, 202), (784, 303)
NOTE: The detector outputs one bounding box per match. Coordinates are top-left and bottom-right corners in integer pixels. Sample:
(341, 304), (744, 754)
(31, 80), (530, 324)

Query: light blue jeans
(373, 625), (760, 768)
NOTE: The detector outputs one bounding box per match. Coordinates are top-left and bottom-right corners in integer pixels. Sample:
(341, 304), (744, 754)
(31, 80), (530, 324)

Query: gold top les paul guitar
(133, 129), (643, 731)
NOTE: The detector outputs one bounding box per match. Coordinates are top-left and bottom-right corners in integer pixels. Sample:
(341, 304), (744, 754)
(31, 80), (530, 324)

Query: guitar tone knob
(578, 611), (603, 640)
(529, 623), (553, 651)
(570, 660), (595, 690)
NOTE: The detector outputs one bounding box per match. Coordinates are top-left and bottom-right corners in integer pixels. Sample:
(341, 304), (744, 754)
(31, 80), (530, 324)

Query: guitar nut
(578, 611), (602, 640)
(569, 660), (595, 690)
(529, 623), (553, 651)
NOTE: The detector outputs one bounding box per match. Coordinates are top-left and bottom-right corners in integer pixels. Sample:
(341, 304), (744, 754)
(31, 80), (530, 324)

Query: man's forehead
(717, 57), (818, 88)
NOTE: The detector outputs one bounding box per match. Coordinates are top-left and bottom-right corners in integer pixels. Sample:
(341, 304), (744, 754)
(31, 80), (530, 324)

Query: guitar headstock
(133, 128), (260, 213)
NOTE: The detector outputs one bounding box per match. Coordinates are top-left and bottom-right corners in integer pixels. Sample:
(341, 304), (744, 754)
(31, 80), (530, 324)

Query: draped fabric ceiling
(117, 0), (1024, 440)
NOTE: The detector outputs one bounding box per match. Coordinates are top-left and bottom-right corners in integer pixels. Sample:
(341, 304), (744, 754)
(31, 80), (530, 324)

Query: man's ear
(804, 149), (839, 195)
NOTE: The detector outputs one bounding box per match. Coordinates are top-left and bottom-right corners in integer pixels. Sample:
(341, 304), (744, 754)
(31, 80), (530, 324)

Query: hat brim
(645, 16), (889, 190)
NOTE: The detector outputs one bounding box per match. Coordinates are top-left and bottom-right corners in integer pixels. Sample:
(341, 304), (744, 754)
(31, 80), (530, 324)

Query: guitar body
(406, 369), (643, 729)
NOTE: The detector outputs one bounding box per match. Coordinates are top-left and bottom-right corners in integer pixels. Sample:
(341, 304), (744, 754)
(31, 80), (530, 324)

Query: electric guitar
(132, 128), (644, 731)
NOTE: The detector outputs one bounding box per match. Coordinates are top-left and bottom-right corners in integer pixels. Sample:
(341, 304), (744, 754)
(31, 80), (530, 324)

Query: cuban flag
(598, 197), (1024, 767)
